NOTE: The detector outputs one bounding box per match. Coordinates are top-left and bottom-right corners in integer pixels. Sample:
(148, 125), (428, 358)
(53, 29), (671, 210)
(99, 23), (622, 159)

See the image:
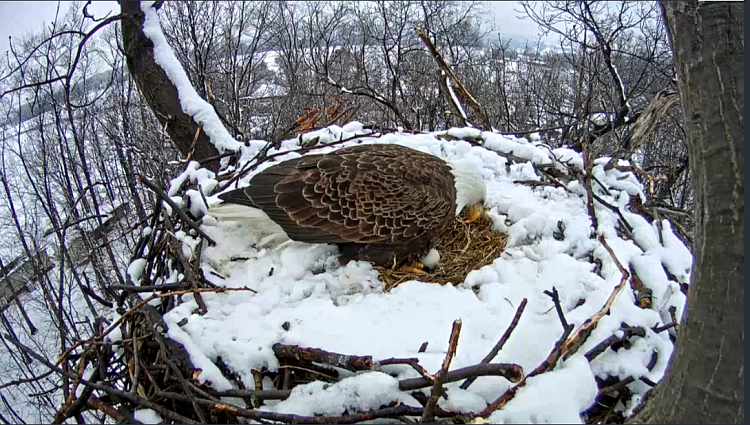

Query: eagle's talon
(399, 262), (427, 275)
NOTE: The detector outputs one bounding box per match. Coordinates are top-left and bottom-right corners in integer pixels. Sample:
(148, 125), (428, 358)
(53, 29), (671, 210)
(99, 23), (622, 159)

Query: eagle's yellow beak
(464, 203), (483, 224)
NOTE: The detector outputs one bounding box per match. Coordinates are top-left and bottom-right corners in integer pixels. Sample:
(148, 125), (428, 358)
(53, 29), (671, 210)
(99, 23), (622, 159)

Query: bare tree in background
(0, 3), (175, 421)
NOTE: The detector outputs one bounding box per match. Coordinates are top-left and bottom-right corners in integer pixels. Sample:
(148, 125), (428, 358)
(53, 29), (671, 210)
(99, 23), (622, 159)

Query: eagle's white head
(448, 163), (486, 222)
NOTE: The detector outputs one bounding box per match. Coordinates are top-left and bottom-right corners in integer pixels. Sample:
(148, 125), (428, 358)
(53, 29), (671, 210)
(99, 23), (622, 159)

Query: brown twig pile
(376, 214), (508, 290)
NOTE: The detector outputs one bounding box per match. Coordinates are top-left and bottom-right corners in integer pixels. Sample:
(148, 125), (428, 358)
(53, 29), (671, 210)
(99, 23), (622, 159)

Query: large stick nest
(376, 213), (508, 290)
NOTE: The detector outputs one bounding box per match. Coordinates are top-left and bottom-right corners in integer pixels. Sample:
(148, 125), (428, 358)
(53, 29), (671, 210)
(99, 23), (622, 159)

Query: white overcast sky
(0, 1), (543, 58)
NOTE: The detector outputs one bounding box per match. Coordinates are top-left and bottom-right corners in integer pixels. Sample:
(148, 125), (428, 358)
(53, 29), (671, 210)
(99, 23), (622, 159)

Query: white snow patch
(133, 408), (163, 424)
(261, 372), (419, 416)
(490, 355), (597, 423)
(128, 258), (148, 285)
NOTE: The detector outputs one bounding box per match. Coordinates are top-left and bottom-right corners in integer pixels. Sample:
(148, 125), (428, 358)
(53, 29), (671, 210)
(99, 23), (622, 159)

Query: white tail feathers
(208, 203), (290, 248)
(208, 203), (270, 222)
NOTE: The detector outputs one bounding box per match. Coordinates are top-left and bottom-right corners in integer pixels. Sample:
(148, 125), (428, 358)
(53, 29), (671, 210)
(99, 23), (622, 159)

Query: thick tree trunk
(120, 1), (221, 171)
(631, 2), (743, 423)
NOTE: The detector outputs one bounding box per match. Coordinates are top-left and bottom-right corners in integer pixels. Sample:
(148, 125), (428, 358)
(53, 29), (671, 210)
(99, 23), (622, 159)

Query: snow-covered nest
(120, 124), (690, 424)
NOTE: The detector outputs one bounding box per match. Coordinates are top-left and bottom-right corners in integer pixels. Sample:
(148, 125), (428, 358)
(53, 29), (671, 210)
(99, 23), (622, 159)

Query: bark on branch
(120, 1), (221, 171)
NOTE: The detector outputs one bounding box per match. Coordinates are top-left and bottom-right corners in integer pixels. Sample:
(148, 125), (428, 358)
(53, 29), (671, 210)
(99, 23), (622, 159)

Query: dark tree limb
(272, 343), (373, 372)
(110, 282), (191, 293)
(120, 1), (222, 171)
(399, 363), (522, 392)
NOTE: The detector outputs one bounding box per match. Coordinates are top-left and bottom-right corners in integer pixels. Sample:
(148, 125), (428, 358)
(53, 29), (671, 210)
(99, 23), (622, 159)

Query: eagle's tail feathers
(208, 203), (273, 223)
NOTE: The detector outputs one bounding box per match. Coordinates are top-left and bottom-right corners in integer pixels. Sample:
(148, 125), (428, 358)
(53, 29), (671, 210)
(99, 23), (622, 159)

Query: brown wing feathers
(216, 144), (456, 245)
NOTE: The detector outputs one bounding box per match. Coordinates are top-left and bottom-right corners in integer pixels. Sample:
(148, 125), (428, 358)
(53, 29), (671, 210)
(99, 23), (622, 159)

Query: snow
(133, 408), (163, 424)
(151, 127), (691, 422)
(438, 387), (488, 413)
(261, 372), (420, 416)
(140, 2), (243, 153)
(490, 355), (598, 424)
(127, 258), (148, 285)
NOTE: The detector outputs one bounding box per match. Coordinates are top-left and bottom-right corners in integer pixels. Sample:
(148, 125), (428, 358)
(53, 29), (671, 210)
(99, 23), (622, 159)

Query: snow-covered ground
(133, 123), (690, 423)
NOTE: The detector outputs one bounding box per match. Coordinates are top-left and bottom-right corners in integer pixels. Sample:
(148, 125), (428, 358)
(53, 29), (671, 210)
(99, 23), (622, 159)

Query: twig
(415, 29), (491, 130)
(652, 322), (676, 334)
(460, 298), (527, 390)
(399, 363), (522, 392)
(421, 319), (461, 423)
(110, 282), (191, 293)
(375, 358), (435, 383)
(513, 179), (566, 190)
(129, 329), (140, 396)
(185, 123), (204, 163)
(581, 142), (599, 231)
(79, 285), (113, 308)
(272, 343), (373, 372)
(86, 396), (125, 423)
(209, 388), (292, 401)
(138, 175), (216, 246)
(590, 174), (613, 196)
(544, 288), (573, 334)
(584, 325), (646, 362)
(196, 150), (236, 166)
(278, 364), (338, 382)
(543, 175), (571, 191)
(592, 193), (634, 235)
(0, 370), (55, 390)
(557, 235), (631, 361)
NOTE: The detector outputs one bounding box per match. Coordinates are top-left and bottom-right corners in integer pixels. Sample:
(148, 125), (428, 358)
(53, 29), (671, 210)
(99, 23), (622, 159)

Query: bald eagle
(209, 144), (486, 273)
